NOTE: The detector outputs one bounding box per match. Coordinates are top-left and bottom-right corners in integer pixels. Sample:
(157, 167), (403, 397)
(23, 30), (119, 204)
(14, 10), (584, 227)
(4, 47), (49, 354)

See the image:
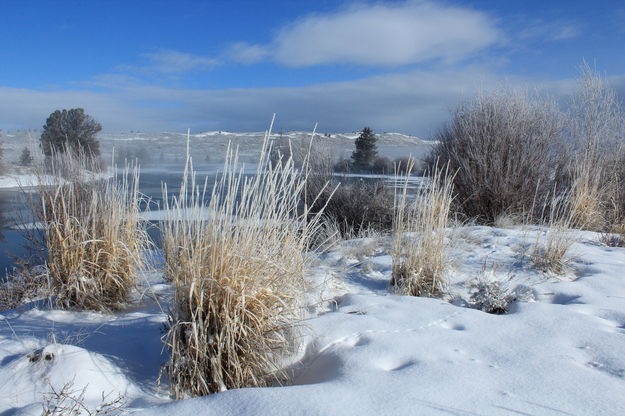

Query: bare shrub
(568, 63), (625, 155)
(390, 161), (454, 297)
(33, 152), (149, 311)
(161, 134), (327, 398)
(0, 266), (49, 310)
(599, 232), (625, 248)
(427, 88), (565, 223)
(395, 157), (423, 175)
(317, 180), (394, 236)
(302, 140), (393, 236)
(41, 380), (126, 416)
(334, 158), (351, 173)
(372, 156), (394, 174)
(566, 63), (625, 231)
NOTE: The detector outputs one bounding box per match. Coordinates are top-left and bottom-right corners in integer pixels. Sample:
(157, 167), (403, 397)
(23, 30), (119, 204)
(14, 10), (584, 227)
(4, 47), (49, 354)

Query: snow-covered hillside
(0, 130), (433, 168)
(1, 226), (624, 415)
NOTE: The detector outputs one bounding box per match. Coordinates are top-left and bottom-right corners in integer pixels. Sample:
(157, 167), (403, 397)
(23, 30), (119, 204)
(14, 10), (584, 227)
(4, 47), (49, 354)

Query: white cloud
(230, 1), (501, 67)
(118, 49), (219, 75)
(4, 68), (622, 135)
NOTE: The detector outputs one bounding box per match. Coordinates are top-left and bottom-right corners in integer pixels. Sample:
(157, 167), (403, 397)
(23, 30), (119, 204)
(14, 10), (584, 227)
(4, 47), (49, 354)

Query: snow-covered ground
(0, 170), (114, 190)
(1, 226), (624, 415)
(0, 174), (48, 189)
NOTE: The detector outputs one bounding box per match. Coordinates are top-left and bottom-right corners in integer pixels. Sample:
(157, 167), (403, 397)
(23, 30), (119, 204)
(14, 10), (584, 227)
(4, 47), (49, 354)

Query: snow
(0, 174), (52, 189)
(1, 227), (625, 415)
(0, 171), (114, 189)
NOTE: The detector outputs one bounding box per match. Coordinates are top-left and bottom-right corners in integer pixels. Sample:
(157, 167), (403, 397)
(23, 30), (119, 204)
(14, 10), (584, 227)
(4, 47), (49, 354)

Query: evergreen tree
(351, 127), (378, 171)
(19, 147), (33, 166)
(40, 108), (102, 157)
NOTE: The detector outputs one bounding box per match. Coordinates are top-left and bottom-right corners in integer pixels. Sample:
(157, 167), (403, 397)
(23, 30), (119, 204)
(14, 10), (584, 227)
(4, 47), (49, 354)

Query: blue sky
(1, 0), (624, 135)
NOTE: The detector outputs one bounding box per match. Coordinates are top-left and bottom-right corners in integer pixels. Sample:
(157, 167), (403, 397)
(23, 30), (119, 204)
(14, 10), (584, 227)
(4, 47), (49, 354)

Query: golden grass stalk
(391, 160), (454, 297)
(34, 150), (149, 310)
(161, 129), (328, 398)
(569, 152), (605, 231)
(529, 185), (585, 275)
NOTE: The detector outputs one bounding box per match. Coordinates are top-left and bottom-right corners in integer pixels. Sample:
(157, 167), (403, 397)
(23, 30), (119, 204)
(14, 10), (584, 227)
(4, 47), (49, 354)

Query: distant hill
(0, 130), (433, 166)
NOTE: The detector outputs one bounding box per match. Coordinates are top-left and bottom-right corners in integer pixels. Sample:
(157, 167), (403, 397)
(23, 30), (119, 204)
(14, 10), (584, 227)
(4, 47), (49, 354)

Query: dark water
(0, 189), (36, 276)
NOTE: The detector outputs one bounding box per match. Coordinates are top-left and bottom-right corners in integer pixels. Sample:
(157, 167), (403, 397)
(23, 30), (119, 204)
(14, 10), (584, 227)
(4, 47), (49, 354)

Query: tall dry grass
(391, 161), (455, 297)
(161, 130), (329, 398)
(527, 185), (586, 275)
(566, 63), (625, 232)
(568, 157), (604, 231)
(34, 151), (148, 310)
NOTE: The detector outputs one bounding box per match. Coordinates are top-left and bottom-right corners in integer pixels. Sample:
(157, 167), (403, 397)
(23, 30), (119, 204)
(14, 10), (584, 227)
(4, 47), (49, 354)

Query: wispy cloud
(0, 68), (504, 134)
(118, 49), (219, 76)
(519, 20), (582, 42)
(3, 69), (624, 134)
(228, 1), (501, 67)
(227, 42), (269, 64)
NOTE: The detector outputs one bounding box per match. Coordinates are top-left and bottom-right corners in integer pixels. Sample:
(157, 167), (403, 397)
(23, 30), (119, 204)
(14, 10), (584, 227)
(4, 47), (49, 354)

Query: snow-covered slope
(0, 129), (433, 169)
(1, 226), (624, 415)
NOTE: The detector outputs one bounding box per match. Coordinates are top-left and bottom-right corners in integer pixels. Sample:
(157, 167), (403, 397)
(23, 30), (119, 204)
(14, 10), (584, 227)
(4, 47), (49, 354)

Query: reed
(161, 129), (328, 398)
(391, 161), (454, 297)
(34, 150), (148, 310)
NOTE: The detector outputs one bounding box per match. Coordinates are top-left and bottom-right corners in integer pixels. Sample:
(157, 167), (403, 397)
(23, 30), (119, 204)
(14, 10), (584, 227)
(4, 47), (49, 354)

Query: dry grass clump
(527, 187), (584, 275)
(390, 161), (454, 297)
(34, 151), (148, 311)
(161, 133), (327, 398)
(568, 157), (604, 231)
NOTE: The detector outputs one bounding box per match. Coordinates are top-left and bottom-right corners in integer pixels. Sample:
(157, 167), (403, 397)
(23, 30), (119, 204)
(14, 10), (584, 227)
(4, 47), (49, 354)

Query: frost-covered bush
(599, 232), (625, 248)
(426, 89), (565, 223)
(0, 266), (48, 310)
(566, 64), (625, 232)
(304, 144), (394, 237)
(468, 279), (534, 314)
